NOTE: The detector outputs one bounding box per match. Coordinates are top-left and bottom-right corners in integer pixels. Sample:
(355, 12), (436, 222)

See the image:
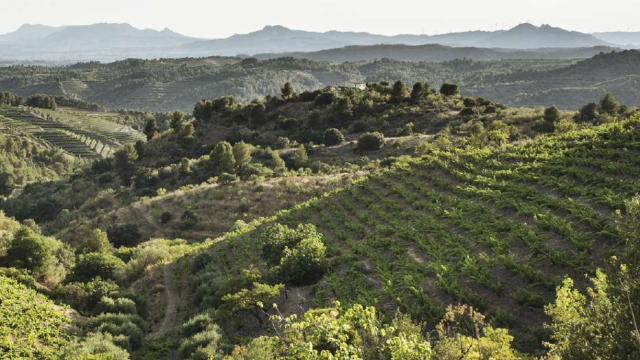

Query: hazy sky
(1, 0), (638, 37)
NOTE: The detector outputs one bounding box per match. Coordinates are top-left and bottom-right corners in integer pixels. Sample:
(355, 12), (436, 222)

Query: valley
(0, 12), (639, 360)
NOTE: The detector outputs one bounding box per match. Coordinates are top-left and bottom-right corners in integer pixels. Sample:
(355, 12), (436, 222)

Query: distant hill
(257, 44), (619, 63)
(1, 51), (639, 111)
(0, 23), (198, 62)
(475, 23), (609, 49)
(467, 50), (640, 108)
(592, 32), (640, 48)
(0, 23), (628, 62)
(0, 24), (62, 43)
(182, 23), (612, 56)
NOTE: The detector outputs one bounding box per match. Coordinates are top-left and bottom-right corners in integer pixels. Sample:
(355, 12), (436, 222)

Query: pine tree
(210, 141), (236, 175)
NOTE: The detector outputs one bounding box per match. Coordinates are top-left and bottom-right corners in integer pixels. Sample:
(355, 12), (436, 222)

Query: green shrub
(97, 296), (137, 315)
(6, 227), (69, 282)
(70, 252), (125, 282)
(181, 210), (199, 230)
(278, 234), (327, 286)
(323, 128), (345, 146)
(54, 279), (120, 314)
(107, 224), (142, 248)
(357, 132), (385, 151)
(440, 83), (459, 96)
(160, 212), (172, 224)
(210, 141), (236, 175)
(74, 331), (131, 359)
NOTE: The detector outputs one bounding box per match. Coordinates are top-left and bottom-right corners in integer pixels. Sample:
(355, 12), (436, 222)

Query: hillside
(0, 110), (83, 195)
(175, 117), (640, 352)
(0, 76), (638, 359)
(469, 50), (640, 108)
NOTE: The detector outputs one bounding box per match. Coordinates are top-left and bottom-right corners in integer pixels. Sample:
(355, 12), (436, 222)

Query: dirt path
(149, 263), (178, 340)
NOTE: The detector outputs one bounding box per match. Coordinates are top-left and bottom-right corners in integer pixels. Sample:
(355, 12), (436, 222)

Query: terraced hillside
(186, 117), (640, 351)
(0, 107), (143, 158)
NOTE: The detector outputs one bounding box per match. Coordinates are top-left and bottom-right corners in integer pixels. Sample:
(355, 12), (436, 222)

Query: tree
(107, 223), (141, 248)
(279, 233), (327, 286)
(222, 282), (284, 323)
(577, 102), (598, 123)
(143, 117), (159, 141)
(25, 94), (56, 109)
(323, 128), (345, 146)
(289, 145), (308, 169)
(178, 123), (195, 143)
(543, 106), (561, 132)
(113, 144), (138, 185)
(391, 80), (409, 103)
(0, 91), (21, 106)
(281, 82), (296, 101)
(70, 252), (125, 282)
(210, 141), (236, 175)
(410, 82), (426, 104)
(170, 112), (185, 132)
(440, 83), (459, 97)
(269, 149), (286, 172)
(232, 141), (253, 171)
(82, 229), (111, 254)
(545, 194), (640, 360)
(599, 93), (620, 115)
(7, 227), (66, 281)
(357, 132), (385, 151)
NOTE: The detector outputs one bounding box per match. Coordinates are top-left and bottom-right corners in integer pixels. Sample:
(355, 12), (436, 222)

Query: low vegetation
(0, 78), (638, 359)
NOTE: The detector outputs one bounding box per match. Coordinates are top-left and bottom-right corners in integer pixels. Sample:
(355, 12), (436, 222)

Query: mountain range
(0, 22), (638, 63)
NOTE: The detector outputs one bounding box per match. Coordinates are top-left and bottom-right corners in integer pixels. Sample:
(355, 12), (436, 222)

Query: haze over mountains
(0, 22), (639, 63)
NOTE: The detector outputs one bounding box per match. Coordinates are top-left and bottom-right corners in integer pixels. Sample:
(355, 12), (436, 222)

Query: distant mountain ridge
(256, 44), (619, 63)
(0, 22), (634, 63)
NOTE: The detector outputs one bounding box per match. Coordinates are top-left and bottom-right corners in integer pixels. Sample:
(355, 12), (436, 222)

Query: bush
(286, 145), (308, 169)
(107, 224), (142, 248)
(543, 106), (561, 132)
(279, 234), (327, 286)
(97, 296), (137, 315)
(70, 252), (125, 283)
(6, 227), (68, 282)
(323, 128), (345, 146)
(74, 332), (131, 359)
(440, 83), (459, 96)
(87, 313), (145, 350)
(210, 141), (236, 175)
(54, 279), (120, 314)
(357, 132), (385, 151)
(397, 122), (415, 136)
(576, 102), (598, 123)
(258, 223), (327, 286)
(181, 210), (199, 230)
(160, 212), (172, 224)
(599, 93), (620, 115)
(460, 107), (476, 116)
(82, 229), (111, 254)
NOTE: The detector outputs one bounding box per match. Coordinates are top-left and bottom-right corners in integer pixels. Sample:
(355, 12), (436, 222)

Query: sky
(1, 0), (639, 38)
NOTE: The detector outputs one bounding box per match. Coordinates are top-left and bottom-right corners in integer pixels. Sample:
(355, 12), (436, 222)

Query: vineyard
(0, 106), (144, 159)
(0, 276), (72, 359)
(191, 117), (640, 351)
